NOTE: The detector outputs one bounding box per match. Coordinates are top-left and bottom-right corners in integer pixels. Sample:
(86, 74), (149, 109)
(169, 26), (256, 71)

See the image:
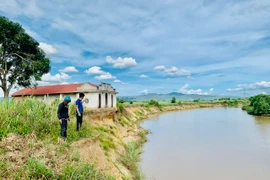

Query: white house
(11, 82), (118, 109)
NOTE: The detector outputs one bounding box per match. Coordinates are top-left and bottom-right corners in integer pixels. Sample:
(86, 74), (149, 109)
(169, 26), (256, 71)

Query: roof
(12, 83), (98, 97)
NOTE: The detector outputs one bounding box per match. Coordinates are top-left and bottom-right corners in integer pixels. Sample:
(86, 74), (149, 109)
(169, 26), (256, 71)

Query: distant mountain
(118, 92), (239, 102)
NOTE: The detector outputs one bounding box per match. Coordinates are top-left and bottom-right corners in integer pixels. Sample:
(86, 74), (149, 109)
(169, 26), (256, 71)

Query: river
(140, 108), (270, 180)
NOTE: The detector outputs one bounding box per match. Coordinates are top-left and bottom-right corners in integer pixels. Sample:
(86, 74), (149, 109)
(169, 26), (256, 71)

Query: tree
(243, 94), (270, 115)
(0, 16), (50, 98)
(171, 97), (176, 103)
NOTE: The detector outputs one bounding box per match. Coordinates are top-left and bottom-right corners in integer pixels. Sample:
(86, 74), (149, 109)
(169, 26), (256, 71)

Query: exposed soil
(0, 104), (222, 179)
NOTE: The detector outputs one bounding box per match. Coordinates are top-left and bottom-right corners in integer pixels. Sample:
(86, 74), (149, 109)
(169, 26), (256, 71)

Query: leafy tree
(148, 99), (159, 106)
(171, 97), (176, 103)
(117, 98), (124, 103)
(243, 94), (270, 115)
(0, 16), (50, 98)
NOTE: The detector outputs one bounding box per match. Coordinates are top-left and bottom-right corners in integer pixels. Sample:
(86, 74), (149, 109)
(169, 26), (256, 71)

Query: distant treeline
(242, 94), (270, 116)
(117, 97), (248, 108)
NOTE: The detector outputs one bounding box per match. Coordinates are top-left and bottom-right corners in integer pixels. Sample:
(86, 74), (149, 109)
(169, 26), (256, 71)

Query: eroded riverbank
(0, 103), (227, 179)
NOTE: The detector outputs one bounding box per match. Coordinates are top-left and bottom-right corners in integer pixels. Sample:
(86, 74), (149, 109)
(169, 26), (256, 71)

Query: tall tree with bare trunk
(0, 16), (50, 98)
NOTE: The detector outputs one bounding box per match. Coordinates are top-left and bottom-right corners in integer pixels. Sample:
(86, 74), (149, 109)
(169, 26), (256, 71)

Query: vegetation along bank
(0, 97), (248, 179)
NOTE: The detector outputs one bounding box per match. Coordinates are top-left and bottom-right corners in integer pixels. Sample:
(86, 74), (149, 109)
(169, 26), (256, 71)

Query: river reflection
(140, 108), (270, 180)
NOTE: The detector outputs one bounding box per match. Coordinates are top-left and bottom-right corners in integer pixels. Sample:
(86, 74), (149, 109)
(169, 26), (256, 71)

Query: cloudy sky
(1, 0), (270, 97)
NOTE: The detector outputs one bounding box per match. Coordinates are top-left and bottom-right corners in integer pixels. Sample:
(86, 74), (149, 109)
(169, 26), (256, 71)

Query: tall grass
(60, 162), (115, 180)
(12, 156), (115, 180)
(27, 157), (56, 179)
(0, 97), (94, 142)
(120, 142), (145, 180)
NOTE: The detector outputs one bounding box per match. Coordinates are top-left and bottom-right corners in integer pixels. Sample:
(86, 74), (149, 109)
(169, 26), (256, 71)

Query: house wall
(83, 92), (99, 108)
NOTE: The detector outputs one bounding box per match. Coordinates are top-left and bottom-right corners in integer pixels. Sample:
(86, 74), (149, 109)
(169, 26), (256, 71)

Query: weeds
(27, 157), (55, 179)
(120, 142), (145, 180)
(0, 97), (94, 143)
(0, 157), (9, 178)
(60, 162), (115, 180)
(99, 135), (116, 151)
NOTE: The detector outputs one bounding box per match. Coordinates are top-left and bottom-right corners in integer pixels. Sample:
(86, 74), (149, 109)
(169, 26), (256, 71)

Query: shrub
(117, 102), (124, 112)
(171, 97), (176, 103)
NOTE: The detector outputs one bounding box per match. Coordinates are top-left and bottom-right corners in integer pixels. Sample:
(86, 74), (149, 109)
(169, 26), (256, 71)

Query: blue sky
(1, 0), (270, 97)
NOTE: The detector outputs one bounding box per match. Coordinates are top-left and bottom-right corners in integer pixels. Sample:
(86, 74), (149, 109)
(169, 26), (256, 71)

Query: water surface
(140, 108), (270, 180)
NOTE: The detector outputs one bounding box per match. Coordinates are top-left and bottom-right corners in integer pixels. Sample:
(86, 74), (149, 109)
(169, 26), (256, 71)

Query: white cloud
(140, 74), (148, 78)
(51, 18), (73, 29)
(95, 73), (116, 80)
(106, 56), (137, 68)
(140, 89), (148, 95)
(187, 76), (194, 80)
(41, 72), (71, 82)
(154, 65), (191, 76)
(0, 0), (44, 18)
(84, 66), (104, 75)
(154, 65), (166, 70)
(209, 88), (214, 94)
(227, 81), (270, 91)
(114, 79), (123, 83)
(61, 82), (69, 84)
(178, 84), (212, 95)
(85, 66), (116, 80)
(59, 66), (78, 73)
(165, 67), (190, 76)
(39, 42), (58, 56)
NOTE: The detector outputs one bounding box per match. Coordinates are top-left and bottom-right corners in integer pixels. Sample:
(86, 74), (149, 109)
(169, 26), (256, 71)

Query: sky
(0, 0), (270, 97)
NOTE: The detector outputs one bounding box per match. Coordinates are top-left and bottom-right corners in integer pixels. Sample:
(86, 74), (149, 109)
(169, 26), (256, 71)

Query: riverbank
(0, 99), (238, 179)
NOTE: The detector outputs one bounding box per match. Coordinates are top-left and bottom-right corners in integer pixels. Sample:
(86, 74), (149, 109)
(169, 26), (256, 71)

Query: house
(11, 82), (117, 109)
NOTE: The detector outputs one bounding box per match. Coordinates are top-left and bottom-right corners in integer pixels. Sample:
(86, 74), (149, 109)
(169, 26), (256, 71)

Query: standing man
(57, 96), (71, 140)
(76, 93), (85, 131)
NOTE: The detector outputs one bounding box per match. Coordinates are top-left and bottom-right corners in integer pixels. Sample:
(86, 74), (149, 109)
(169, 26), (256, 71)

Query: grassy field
(0, 97), (116, 179)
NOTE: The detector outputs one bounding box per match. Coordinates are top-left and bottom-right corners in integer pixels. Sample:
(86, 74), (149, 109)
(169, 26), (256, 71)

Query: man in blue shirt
(76, 93), (85, 131)
(57, 96), (71, 140)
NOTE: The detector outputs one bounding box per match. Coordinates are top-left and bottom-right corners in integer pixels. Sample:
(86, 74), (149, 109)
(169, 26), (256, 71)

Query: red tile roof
(12, 83), (97, 97)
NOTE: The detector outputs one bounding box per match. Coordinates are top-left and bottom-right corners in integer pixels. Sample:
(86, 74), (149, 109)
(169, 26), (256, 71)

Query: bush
(117, 99), (124, 103)
(117, 102), (124, 112)
(243, 94), (270, 115)
(171, 97), (176, 103)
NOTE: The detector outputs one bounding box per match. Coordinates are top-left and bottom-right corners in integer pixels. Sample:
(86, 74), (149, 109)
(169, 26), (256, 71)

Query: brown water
(140, 108), (270, 180)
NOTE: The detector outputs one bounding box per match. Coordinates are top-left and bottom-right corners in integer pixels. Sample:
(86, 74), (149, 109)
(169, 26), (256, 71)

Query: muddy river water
(140, 108), (270, 180)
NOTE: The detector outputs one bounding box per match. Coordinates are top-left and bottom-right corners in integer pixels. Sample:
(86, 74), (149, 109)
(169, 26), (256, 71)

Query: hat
(64, 96), (71, 102)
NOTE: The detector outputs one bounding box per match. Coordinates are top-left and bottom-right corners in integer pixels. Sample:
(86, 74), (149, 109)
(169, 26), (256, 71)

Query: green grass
(0, 98), (95, 143)
(0, 157), (9, 178)
(26, 157), (56, 179)
(120, 142), (145, 180)
(60, 162), (115, 180)
(2, 153), (116, 179)
(99, 134), (116, 151)
(94, 126), (115, 136)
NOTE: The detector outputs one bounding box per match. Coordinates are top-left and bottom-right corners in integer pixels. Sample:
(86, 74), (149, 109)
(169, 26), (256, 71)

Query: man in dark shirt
(76, 93), (85, 131)
(57, 96), (71, 140)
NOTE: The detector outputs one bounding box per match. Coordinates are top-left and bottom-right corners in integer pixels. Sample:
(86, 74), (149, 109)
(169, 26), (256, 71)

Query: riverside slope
(0, 103), (224, 179)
